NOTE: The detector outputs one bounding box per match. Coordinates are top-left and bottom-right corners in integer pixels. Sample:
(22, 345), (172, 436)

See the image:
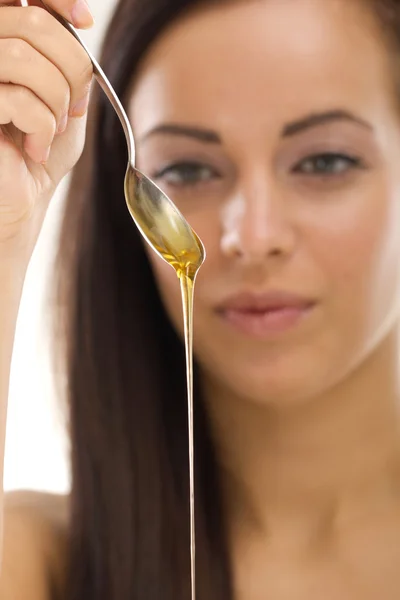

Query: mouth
(216, 291), (316, 338)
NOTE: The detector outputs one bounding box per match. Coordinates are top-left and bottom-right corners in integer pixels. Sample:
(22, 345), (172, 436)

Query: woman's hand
(0, 0), (94, 254)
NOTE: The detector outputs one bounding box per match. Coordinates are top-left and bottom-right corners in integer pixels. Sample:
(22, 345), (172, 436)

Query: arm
(0, 255), (29, 561)
(0, 0), (95, 592)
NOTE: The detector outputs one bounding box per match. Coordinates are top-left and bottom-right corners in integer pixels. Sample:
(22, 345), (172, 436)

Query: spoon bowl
(124, 165), (205, 276)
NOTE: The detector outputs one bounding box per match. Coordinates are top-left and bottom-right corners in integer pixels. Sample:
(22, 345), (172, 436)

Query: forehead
(129, 0), (396, 138)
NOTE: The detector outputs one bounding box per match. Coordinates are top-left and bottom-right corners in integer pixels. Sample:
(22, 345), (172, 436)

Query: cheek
(313, 183), (400, 325)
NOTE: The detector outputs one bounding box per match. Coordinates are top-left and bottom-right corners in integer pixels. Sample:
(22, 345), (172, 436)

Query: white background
(4, 0), (117, 493)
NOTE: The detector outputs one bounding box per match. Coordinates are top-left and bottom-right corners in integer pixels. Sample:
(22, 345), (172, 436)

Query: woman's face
(129, 0), (400, 405)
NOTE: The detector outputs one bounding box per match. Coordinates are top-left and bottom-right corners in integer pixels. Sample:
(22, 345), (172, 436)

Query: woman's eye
(293, 153), (363, 176)
(153, 162), (219, 187)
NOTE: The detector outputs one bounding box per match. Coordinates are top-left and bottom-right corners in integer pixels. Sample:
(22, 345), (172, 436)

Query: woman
(2, 0), (400, 597)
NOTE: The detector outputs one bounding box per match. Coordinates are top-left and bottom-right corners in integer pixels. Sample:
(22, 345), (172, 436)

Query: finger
(0, 6), (93, 117)
(0, 38), (70, 131)
(0, 84), (56, 163)
(27, 0), (94, 29)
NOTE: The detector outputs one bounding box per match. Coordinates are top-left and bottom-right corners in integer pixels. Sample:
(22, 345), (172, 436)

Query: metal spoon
(44, 4), (205, 273)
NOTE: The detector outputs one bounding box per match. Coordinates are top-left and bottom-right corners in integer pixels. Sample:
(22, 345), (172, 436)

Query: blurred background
(4, 0), (117, 493)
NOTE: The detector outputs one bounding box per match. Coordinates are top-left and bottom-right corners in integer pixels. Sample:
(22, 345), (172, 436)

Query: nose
(220, 171), (296, 262)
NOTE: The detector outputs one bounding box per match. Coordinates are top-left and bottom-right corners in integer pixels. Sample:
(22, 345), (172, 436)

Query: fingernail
(57, 113), (68, 134)
(40, 146), (51, 164)
(70, 93), (90, 117)
(71, 0), (94, 28)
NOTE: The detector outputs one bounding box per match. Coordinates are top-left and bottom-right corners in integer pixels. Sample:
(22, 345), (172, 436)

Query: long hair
(55, 1), (232, 599)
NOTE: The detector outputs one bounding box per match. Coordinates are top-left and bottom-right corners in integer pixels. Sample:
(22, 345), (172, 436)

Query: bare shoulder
(0, 490), (70, 600)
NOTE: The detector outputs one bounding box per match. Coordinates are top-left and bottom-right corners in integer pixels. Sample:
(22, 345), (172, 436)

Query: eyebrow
(281, 109), (373, 137)
(139, 109), (372, 145)
(140, 123), (221, 143)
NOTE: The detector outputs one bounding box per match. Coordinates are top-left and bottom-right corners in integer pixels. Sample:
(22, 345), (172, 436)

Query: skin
(129, 0), (400, 597)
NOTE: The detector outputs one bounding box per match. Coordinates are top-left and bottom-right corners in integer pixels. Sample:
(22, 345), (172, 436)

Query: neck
(203, 330), (400, 545)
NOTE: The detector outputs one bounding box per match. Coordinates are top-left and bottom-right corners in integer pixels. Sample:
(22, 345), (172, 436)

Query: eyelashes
(293, 153), (365, 176)
(152, 162), (220, 187)
(151, 152), (366, 190)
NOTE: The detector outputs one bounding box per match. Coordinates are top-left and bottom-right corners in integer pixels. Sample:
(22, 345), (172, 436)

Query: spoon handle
(42, 3), (136, 164)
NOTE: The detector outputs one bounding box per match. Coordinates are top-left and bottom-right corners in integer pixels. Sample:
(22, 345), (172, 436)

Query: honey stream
(125, 170), (205, 600)
(178, 267), (197, 600)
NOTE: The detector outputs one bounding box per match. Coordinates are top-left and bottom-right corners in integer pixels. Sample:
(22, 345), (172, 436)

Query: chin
(200, 343), (355, 409)
(228, 370), (326, 408)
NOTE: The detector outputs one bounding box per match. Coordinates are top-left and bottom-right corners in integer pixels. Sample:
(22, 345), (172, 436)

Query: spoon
(43, 4), (206, 273)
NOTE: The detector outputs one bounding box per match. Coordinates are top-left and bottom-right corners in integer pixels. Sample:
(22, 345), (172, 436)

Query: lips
(216, 291), (316, 337)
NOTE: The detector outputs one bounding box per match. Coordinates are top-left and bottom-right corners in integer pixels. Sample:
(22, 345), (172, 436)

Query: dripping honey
(125, 174), (203, 600)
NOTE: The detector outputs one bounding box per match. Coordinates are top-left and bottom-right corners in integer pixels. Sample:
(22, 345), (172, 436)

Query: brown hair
(55, 1), (400, 599)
